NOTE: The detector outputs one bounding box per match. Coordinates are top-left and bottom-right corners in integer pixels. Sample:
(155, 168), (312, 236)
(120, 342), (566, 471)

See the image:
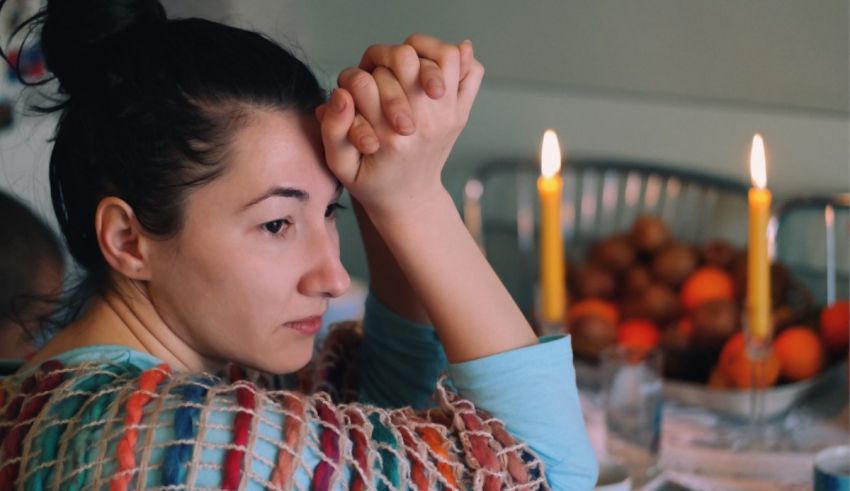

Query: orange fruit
(717, 333), (780, 389)
(718, 332), (746, 366)
(707, 367), (729, 389)
(568, 299), (619, 326)
(680, 267), (735, 311)
(774, 326), (823, 382)
(617, 319), (661, 351)
(820, 300), (850, 354)
(676, 317), (694, 336)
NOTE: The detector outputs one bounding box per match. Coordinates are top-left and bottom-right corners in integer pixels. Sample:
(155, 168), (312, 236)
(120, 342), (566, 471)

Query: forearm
(358, 294), (447, 408)
(353, 200), (430, 324)
(369, 190), (538, 363)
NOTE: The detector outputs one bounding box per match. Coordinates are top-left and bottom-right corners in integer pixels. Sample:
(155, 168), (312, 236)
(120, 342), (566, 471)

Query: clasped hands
(317, 34), (484, 223)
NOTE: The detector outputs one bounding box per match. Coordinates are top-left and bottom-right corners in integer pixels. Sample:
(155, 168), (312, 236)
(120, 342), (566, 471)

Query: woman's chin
(245, 342), (314, 375)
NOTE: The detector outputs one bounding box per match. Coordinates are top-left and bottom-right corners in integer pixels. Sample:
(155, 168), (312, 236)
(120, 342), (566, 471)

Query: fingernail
(331, 89), (346, 112)
(427, 79), (444, 94)
(359, 135), (378, 150)
(394, 113), (415, 134)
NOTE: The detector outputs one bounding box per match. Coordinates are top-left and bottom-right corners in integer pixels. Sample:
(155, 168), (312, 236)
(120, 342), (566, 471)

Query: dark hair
(0, 190), (64, 332)
(2, 0), (325, 297)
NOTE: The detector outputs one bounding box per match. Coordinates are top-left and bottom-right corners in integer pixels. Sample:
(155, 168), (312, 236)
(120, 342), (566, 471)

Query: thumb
(320, 89), (360, 185)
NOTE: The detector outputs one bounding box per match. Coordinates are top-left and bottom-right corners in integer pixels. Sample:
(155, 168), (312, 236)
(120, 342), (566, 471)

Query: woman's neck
(23, 279), (223, 373)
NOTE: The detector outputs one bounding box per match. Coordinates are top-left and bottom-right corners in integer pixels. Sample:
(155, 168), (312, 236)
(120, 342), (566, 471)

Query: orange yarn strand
(110, 364), (170, 491)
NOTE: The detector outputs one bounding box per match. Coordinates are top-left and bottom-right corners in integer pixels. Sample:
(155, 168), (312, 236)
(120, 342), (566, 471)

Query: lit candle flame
(541, 129), (561, 178)
(750, 133), (767, 189)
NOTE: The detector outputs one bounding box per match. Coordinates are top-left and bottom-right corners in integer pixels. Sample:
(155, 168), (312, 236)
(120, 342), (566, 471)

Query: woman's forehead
(196, 110), (335, 209)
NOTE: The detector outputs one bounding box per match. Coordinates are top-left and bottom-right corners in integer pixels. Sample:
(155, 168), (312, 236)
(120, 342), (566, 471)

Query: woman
(0, 0), (596, 489)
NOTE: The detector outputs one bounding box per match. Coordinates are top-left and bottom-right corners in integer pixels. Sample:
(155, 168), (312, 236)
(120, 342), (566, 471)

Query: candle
(538, 129), (566, 326)
(825, 204), (836, 305)
(747, 134), (772, 342)
(463, 179), (485, 250)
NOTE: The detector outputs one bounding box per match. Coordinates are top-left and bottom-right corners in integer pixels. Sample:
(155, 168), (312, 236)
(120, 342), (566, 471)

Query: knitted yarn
(0, 327), (552, 490)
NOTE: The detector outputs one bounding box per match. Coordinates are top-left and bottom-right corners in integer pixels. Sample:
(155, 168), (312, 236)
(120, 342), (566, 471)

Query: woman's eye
(262, 219), (290, 235)
(325, 202), (347, 219)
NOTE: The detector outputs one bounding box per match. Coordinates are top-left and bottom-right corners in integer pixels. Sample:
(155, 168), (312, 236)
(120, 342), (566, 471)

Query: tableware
(662, 360), (846, 419)
(595, 459), (631, 491)
(814, 445), (850, 491)
(601, 345), (664, 487)
(577, 359), (846, 420)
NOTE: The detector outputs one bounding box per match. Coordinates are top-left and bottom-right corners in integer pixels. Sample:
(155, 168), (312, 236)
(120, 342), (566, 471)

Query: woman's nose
(299, 229), (351, 298)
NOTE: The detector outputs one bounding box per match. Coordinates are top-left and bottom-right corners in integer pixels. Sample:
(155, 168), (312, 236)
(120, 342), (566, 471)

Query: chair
(773, 193), (850, 305)
(462, 157), (751, 318)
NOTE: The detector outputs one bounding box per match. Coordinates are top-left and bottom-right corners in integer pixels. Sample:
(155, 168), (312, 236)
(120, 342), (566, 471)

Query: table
(581, 371), (849, 490)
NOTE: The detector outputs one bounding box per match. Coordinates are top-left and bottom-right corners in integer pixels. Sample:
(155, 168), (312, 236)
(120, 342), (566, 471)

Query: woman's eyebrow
(243, 186), (309, 209)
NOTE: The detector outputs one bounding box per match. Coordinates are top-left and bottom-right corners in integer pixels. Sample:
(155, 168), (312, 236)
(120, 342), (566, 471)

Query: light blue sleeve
(356, 294), (597, 488)
(448, 335), (599, 490)
(357, 292), (448, 408)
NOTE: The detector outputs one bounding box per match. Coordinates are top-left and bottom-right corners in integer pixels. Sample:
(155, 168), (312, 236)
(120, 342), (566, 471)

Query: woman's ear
(95, 197), (153, 280)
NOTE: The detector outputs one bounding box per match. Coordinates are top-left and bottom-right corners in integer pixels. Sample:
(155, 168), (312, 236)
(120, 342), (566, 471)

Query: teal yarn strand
(368, 412), (401, 490)
(25, 367), (120, 491)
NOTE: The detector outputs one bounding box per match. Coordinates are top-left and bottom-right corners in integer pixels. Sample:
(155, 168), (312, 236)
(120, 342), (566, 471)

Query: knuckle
(419, 58), (438, 70)
(471, 60), (485, 77)
(386, 98), (408, 114)
(347, 71), (375, 93)
(364, 44), (383, 57)
(404, 32), (425, 45)
(440, 46), (460, 66)
(373, 66), (393, 79)
(392, 45), (419, 68)
(361, 44), (387, 65)
(337, 67), (357, 86)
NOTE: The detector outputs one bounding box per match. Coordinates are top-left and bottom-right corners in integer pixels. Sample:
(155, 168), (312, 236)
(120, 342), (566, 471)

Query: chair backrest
(774, 194), (850, 305)
(463, 157), (751, 317)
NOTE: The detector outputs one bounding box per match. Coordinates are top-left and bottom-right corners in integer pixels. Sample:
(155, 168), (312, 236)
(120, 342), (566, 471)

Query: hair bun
(41, 0), (166, 93)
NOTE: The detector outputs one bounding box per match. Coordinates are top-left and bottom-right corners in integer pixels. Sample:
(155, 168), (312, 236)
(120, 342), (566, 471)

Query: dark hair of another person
(0, 0), (326, 311)
(0, 190), (64, 331)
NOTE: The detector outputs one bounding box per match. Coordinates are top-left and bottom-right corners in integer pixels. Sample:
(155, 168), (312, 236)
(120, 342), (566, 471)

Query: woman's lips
(285, 316), (323, 335)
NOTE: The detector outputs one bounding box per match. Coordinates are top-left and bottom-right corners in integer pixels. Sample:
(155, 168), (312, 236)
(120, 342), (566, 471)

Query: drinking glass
(601, 345), (664, 487)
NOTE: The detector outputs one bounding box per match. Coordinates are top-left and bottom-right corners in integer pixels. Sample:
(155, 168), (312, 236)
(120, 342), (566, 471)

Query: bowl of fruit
(565, 215), (848, 418)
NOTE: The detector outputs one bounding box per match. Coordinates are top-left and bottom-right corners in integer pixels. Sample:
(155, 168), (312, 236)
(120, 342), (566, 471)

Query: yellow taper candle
(538, 129), (566, 325)
(747, 133), (772, 341)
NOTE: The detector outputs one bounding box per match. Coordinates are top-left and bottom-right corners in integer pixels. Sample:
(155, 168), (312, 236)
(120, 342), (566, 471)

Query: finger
(337, 67), (384, 129)
(417, 58), (445, 100)
(457, 59), (485, 121)
(403, 33), (460, 94)
(315, 103), (327, 122)
(348, 114), (380, 155)
(359, 43), (420, 90)
(458, 40), (473, 83)
(373, 66), (416, 135)
(319, 88), (360, 184)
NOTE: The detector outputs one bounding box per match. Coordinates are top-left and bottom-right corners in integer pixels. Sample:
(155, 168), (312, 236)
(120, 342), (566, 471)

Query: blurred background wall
(1, 0), (847, 281)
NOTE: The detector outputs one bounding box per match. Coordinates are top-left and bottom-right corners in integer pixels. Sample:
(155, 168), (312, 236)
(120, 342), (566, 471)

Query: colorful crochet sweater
(0, 296), (597, 490)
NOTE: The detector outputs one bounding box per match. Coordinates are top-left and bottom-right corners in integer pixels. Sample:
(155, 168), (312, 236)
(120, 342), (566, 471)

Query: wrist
(362, 186), (456, 233)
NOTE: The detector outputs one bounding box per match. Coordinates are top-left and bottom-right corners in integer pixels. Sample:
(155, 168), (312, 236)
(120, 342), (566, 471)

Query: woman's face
(146, 109), (350, 374)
